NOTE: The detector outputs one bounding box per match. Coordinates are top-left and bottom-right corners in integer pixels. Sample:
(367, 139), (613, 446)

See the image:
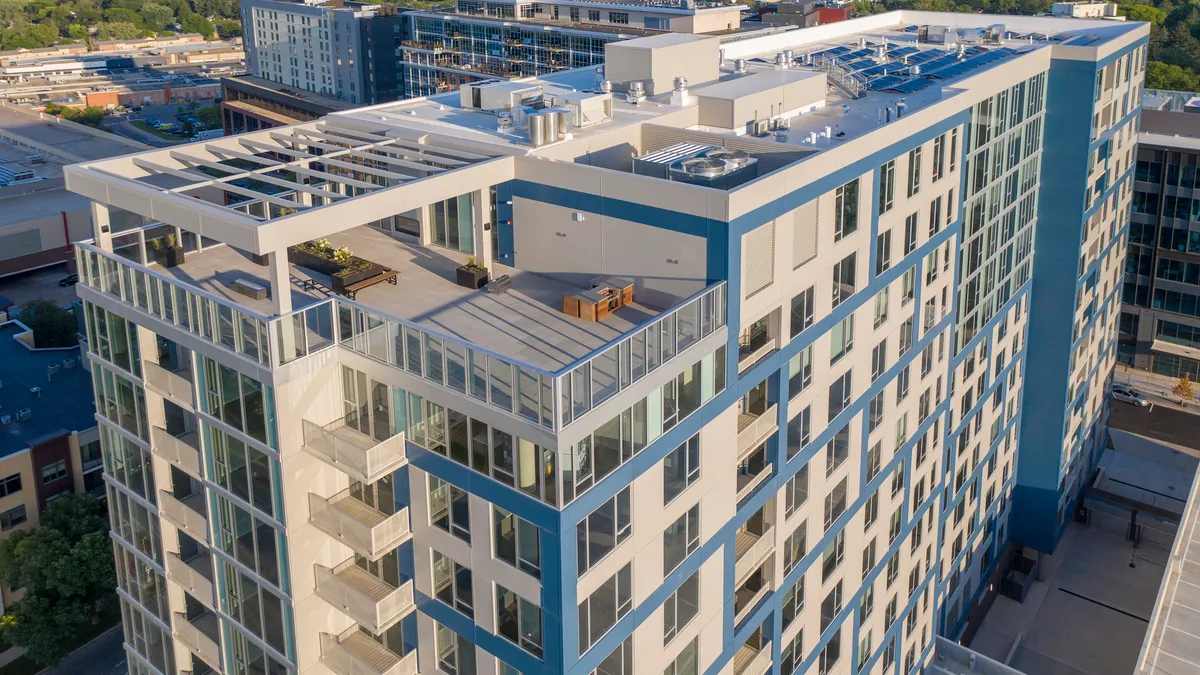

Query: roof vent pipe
(858, 36), (867, 48)
(671, 76), (690, 106)
(734, 58), (749, 74)
(626, 81), (646, 105)
(876, 44), (886, 59)
(910, 65), (920, 76)
(719, 48), (726, 67)
(897, 98), (907, 118)
(775, 52), (789, 69)
(600, 80), (612, 93)
(885, 106), (894, 123)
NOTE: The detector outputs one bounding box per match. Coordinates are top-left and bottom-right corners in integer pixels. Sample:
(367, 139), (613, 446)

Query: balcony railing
(320, 626), (418, 675)
(315, 559), (415, 633)
(736, 448), (771, 505)
(152, 426), (202, 477)
(733, 642), (773, 675)
(738, 337), (777, 374)
(733, 575), (771, 626)
(174, 612), (221, 669)
(166, 551), (215, 610)
(734, 526), (774, 583)
(309, 490), (411, 561)
(160, 490), (209, 543)
(736, 403), (777, 460)
(303, 418), (407, 484)
(143, 361), (196, 408)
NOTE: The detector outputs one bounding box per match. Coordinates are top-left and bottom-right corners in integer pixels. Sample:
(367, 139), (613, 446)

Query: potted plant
(456, 256), (489, 289)
(149, 234), (186, 267)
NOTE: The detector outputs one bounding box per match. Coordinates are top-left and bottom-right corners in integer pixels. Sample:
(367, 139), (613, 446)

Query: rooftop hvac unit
(633, 142), (714, 179)
(47, 363), (59, 375)
(919, 25), (950, 44)
(551, 90), (613, 128)
(702, 147), (752, 170)
(0, 416), (10, 426)
(958, 27), (983, 44)
(460, 81), (543, 111)
(24, 155), (44, 165)
(984, 24), (1005, 45)
(63, 358), (76, 369)
(669, 155), (759, 189)
(16, 409), (30, 421)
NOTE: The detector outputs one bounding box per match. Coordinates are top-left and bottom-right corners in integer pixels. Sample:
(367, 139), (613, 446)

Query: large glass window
(212, 492), (285, 588)
(206, 424), (280, 520)
(436, 622), (476, 675)
(198, 357), (275, 447)
(663, 569), (699, 644)
(578, 563), (632, 654)
(663, 505), (700, 575)
(577, 487), (631, 574)
(433, 551), (475, 618)
(496, 585), (543, 657)
(429, 193), (475, 253)
(664, 637), (698, 675)
(494, 506), (540, 579)
(219, 562), (293, 655)
(834, 179), (859, 241)
(663, 433), (700, 504)
(430, 477), (471, 542)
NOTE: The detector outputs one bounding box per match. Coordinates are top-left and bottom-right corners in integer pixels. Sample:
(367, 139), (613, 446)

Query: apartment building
(0, 319), (102, 608)
(1119, 90), (1200, 382)
(63, 12), (1144, 675)
(240, 0), (408, 105)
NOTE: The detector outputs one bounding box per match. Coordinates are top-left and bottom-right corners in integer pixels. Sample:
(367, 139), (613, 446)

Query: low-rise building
(1050, 1), (1123, 19)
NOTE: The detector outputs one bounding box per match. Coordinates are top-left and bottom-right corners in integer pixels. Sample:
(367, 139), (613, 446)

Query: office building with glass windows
(1119, 89), (1200, 382)
(65, 12), (1143, 675)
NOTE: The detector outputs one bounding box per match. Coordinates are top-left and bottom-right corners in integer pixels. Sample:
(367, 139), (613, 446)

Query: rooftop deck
(159, 226), (668, 371)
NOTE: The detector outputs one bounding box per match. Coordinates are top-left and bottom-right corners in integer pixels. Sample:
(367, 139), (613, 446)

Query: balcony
(321, 626), (418, 675)
(733, 567), (771, 627)
(733, 641), (772, 675)
(302, 418), (408, 484)
(166, 552), (215, 610)
(143, 361), (196, 409)
(174, 612), (221, 670)
(734, 524), (774, 584)
(309, 490), (411, 561)
(315, 559), (415, 633)
(152, 426), (202, 477)
(160, 490), (209, 543)
(736, 445), (771, 504)
(738, 323), (776, 374)
(737, 403), (777, 459)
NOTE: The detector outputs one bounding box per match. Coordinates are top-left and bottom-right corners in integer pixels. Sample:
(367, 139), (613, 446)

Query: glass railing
(78, 240), (727, 433)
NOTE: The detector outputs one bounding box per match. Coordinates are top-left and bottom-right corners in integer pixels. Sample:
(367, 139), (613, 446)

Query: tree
(139, 2), (174, 29)
(97, 20), (140, 40)
(1120, 3), (1167, 23)
(1146, 61), (1200, 90)
(0, 495), (116, 667)
(1175, 373), (1195, 402)
(214, 17), (241, 38)
(16, 300), (77, 349)
(180, 11), (214, 39)
(67, 23), (88, 39)
(194, 103), (220, 129)
(102, 7), (142, 26)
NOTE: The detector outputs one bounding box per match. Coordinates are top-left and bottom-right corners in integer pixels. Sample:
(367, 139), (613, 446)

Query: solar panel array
(804, 39), (1023, 95)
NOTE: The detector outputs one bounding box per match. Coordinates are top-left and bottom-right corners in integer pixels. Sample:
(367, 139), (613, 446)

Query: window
(783, 521), (807, 574)
(819, 628), (841, 675)
(822, 530), (845, 580)
(436, 623), (476, 675)
(879, 160), (896, 214)
(608, 11), (628, 23)
(579, 563), (632, 653)
(497, 585), (543, 657)
(862, 537), (877, 578)
(828, 371), (852, 421)
(824, 477), (848, 529)
(785, 465), (809, 517)
(0, 505), (26, 530)
(494, 507), (541, 579)
(907, 146), (922, 197)
(781, 630), (805, 675)
(0, 473), (20, 498)
(876, 230), (892, 275)
(868, 392), (885, 433)
(663, 434), (700, 504)
(834, 178), (859, 241)
(578, 487), (632, 574)
(430, 477), (470, 542)
(663, 638), (698, 675)
(663, 505), (700, 574)
(830, 315), (854, 364)
(788, 346), (813, 395)
(588, 9), (600, 20)
(41, 460), (67, 484)
(860, 582), (875, 621)
(821, 581), (843, 632)
(871, 340), (887, 382)
(791, 287), (814, 338)
(663, 569), (700, 644)
(832, 253), (857, 308)
(781, 575), (804, 629)
(592, 637), (633, 675)
(827, 424), (850, 476)
(904, 212), (918, 255)
(874, 287), (889, 329)
(933, 133), (946, 181)
(787, 406), (811, 459)
(432, 551), (474, 617)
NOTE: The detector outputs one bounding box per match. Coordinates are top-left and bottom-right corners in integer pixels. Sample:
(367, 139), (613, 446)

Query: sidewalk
(1112, 365), (1200, 415)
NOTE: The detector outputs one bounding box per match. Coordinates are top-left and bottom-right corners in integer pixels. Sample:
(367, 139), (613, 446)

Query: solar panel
(809, 45), (851, 59)
(905, 50), (943, 65)
(845, 59), (877, 71)
(867, 75), (905, 91)
(888, 46), (920, 57)
(901, 25), (920, 32)
(883, 78), (935, 94)
(839, 48), (875, 61)
(857, 64), (896, 79)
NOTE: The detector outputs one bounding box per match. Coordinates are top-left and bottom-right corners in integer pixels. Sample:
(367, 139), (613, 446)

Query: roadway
(42, 626), (125, 675)
(1109, 397), (1200, 451)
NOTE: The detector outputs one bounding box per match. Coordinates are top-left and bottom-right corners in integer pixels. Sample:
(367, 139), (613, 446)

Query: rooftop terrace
(0, 322), (93, 458)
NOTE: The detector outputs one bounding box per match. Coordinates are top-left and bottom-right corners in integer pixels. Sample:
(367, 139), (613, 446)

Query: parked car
(1112, 384), (1149, 407)
(57, 274), (78, 287)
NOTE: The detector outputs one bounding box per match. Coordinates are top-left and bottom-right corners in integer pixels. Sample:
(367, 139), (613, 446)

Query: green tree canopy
(1120, 3), (1167, 23)
(140, 2), (175, 29)
(16, 300), (77, 348)
(180, 11), (214, 38)
(97, 20), (141, 40)
(0, 494), (116, 666)
(1147, 60), (1200, 90)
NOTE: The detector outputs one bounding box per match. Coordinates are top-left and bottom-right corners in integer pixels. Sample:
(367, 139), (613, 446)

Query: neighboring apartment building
(221, 74), (361, 134)
(1120, 90), (1200, 382)
(63, 11), (1143, 675)
(0, 319), (101, 609)
(1049, 2), (1122, 20)
(240, 0), (408, 106)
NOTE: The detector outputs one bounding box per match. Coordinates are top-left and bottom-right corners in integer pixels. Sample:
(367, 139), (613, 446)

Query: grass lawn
(132, 120), (188, 141)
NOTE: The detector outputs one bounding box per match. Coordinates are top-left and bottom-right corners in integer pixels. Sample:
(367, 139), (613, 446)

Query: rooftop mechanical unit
(460, 80), (544, 112)
(633, 143), (758, 189)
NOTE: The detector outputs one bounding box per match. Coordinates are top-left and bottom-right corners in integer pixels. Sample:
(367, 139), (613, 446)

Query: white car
(1112, 385), (1149, 407)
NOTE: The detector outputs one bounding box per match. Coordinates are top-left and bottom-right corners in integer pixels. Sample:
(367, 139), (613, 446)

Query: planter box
(456, 265), (488, 290)
(288, 248), (341, 276)
(154, 246), (186, 268)
(333, 264), (385, 292)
